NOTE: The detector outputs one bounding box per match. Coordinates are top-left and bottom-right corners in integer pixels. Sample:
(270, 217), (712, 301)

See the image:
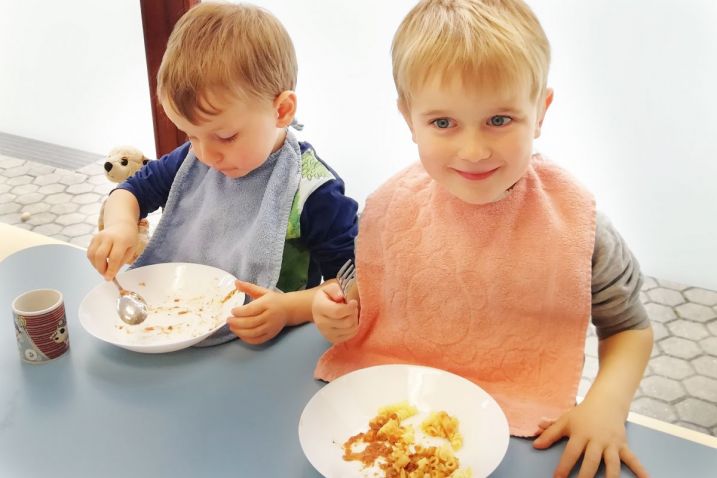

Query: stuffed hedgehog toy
(97, 146), (152, 263)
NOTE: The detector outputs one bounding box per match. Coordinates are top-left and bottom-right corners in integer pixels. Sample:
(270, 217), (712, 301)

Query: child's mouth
(454, 167), (499, 181)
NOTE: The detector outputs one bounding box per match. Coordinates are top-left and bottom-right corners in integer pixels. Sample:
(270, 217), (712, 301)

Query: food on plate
(112, 286), (237, 340)
(221, 288), (238, 303)
(342, 401), (472, 478)
(422, 411), (463, 450)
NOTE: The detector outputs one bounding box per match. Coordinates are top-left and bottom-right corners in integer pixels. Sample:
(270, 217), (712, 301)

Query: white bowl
(299, 364), (510, 478)
(78, 263), (244, 353)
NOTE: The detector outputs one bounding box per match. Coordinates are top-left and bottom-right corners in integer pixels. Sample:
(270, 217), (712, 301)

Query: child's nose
(198, 144), (223, 167)
(459, 133), (491, 162)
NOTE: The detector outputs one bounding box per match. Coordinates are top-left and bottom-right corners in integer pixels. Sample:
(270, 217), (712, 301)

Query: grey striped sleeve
(591, 211), (651, 339)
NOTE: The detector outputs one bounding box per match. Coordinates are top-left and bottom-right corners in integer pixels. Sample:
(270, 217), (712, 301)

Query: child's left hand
(532, 398), (649, 478)
(227, 280), (288, 345)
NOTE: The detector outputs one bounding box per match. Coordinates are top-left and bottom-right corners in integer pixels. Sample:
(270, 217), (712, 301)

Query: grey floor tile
(644, 303), (678, 323)
(641, 276), (658, 290)
(0, 155), (26, 169)
(683, 376), (717, 403)
(692, 355), (717, 379)
(640, 376), (687, 403)
(632, 397), (678, 422)
(684, 288), (717, 306)
(660, 336), (703, 360)
(674, 398), (717, 428)
(667, 320), (709, 341)
(649, 355), (695, 381)
(651, 321), (669, 341)
(676, 303), (717, 322)
(657, 279), (691, 291)
(700, 337), (717, 356)
(647, 288), (685, 307)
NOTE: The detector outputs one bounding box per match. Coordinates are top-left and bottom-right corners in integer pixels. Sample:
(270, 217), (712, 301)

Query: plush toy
(97, 146), (152, 263)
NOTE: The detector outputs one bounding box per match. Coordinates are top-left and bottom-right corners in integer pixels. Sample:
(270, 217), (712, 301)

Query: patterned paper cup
(12, 289), (69, 363)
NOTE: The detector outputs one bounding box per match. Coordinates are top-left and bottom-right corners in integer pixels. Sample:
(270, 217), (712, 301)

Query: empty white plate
(78, 262), (244, 353)
(299, 364), (510, 478)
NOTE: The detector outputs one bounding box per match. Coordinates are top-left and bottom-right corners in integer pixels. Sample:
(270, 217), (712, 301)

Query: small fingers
(315, 300), (357, 322)
(240, 333), (270, 345)
(322, 283), (345, 303)
(537, 417), (557, 431)
(232, 300), (266, 318)
(321, 313), (358, 330)
(331, 328), (359, 344)
(105, 242), (131, 280)
(228, 320), (269, 343)
(619, 446), (649, 478)
(227, 315), (264, 333)
(533, 417), (567, 449)
(121, 247), (136, 267)
(576, 441), (602, 478)
(318, 302), (358, 330)
(603, 446), (621, 478)
(234, 280), (269, 300)
(553, 436), (586, 478)
(87, 236), (111, 276)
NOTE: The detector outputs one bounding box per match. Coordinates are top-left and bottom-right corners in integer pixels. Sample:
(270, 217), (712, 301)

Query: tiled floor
(1, 152), (716, 437)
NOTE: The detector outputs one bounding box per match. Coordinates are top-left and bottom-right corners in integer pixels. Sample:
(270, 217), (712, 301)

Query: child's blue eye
(432, 118), (453, 129)
(489, 116), (512, 127)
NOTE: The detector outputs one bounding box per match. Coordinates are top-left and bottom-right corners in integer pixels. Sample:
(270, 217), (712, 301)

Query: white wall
(0, 0), (156, 155)
(530, 0), (717, 291)
(1, 0), (715, 290)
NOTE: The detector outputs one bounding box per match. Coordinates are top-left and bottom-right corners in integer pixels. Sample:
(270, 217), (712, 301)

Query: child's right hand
(312, 282), (359, 344)
(87, 222), (139, 280)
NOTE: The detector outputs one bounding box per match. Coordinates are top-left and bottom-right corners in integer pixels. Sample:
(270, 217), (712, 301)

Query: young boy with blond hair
(88, 2), (358, 346)
(313, 1), (652, 476)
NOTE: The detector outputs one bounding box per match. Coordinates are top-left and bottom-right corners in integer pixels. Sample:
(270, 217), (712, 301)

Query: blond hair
(392, 0), (550, 104)
(157, 2), (297, 123)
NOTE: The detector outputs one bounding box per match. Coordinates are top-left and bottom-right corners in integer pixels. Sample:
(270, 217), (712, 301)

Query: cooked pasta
(341, 402), (472, 478)
(421, 411), (463, 450)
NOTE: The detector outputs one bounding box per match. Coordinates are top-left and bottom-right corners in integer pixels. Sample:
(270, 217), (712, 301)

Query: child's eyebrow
(419, 109), (452, 117)
(494, 107), (523, 115)
(420, 107), (523, 118)
(209, 125), (239, 134)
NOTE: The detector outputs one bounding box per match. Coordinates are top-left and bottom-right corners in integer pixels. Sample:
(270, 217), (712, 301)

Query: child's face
(400, 76), (553, 205)
(163, 91), (292, 179)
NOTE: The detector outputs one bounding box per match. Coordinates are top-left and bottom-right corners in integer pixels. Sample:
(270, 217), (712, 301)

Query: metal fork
(336, 259), (356, 301)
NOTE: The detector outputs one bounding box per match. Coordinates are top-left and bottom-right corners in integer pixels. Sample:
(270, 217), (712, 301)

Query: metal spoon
(112, 277), (148, 325)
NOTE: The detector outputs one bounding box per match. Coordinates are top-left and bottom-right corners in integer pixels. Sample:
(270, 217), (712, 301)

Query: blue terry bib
(133, 131), (301, 345)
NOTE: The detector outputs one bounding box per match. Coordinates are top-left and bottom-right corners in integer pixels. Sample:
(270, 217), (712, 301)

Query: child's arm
(534, 212), (652, 477)
(533, 326), (652, 478)
(87, 143), (187, 280)
(87, 189), (141, 280)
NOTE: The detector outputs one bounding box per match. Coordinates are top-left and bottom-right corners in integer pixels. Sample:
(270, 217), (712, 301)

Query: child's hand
(532, 398), (649, 478)
(228, 280), (289, 345)
(312, 283), (359, 344)
(87, 222), (139, 280)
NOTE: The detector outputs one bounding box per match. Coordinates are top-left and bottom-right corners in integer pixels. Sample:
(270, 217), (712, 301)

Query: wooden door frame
(139, 0), (199, 158)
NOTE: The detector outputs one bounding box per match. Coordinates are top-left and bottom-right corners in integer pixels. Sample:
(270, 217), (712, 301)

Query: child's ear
(274, 91), (297, 128)
(534, 88), (554, 139)
(397, 98), (417, 143)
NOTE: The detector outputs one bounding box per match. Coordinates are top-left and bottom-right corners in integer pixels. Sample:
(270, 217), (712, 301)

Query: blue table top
(1, 244), (715, 477)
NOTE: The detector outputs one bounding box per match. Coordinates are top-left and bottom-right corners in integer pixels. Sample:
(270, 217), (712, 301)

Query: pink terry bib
(315, 156), (596, 436)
